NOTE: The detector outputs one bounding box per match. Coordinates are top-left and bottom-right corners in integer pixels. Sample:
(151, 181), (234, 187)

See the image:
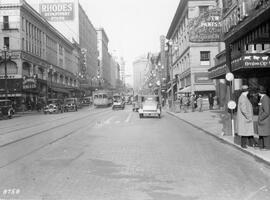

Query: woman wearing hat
(236, 85), (256, 148)
(257, 86), (270, 150)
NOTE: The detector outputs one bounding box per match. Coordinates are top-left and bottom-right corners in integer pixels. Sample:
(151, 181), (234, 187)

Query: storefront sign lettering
(23, 77), (37, 89)
(40, 2), (74, 21)
(189, 7), (222, 42)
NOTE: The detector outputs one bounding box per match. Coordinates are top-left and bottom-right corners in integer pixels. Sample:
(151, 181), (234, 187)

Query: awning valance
(178, 86), (191, 93)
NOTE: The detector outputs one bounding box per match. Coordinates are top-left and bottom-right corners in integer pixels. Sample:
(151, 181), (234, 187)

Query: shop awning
(178, 85), (215, 93)
(194, 85), (215, 91)
(52, 87), (70, 94)
(178, 86), (191, 93)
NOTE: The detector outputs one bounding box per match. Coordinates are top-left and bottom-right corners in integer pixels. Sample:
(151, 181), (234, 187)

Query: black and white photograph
(0, 0), (270, 199)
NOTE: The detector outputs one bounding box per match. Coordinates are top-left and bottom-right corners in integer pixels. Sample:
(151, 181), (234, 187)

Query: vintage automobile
(64, 98), (78, 112)
(81, 96), (93, 106)
(43, 99), (64, 114)
(0, 99), (15, 119)
(138, 95), (161, 118)
(112, 94), (125, 110)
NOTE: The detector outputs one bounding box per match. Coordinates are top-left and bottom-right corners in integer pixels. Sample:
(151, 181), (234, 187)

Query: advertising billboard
(189, 8), (222, 42)
(40, 2), (74, 21)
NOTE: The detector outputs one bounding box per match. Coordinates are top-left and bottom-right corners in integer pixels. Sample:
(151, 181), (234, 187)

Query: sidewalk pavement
(166, 108), (270, 166)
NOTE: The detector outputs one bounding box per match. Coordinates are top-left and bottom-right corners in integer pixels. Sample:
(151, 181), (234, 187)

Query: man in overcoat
(236, 85), (256, 148)
(257, 87), (270, 150)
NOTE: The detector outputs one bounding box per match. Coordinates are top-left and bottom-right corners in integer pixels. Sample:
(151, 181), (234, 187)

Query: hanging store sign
(189, 8), (222, 42)
(40, 2), (74, 21)
(22, 77), (37, 90)
(232, 54), (270, 71)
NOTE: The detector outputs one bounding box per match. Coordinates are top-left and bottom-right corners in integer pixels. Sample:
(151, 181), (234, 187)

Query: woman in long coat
(257, 87), (270, 150)
(236, 85), (255, 148)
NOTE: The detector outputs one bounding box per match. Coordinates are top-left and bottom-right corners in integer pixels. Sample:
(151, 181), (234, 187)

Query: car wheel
(8, 114), (12, 119)
(139, 114), (143, 118)
(158, 114), (161, 119)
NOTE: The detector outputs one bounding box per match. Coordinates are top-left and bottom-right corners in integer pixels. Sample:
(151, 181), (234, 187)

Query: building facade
(0, 0), (80, 110)
(96, 27), (111, 88)
(166, 0), (223, 100)
(25, 0), (98, 93)
(208, 0), (270, 108)
(133, 55), (148, 94)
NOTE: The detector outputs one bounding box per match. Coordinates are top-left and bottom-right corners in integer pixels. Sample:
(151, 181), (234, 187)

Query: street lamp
(47, 65), (55, 99)
(0, 46), (11, 100)
(165, 39), (176, 110)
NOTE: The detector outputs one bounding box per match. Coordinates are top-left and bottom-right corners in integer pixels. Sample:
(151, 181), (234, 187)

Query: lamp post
(1, 46), (10, 100)
(165, 40), (175, 110)
(47, 65), (55, 99)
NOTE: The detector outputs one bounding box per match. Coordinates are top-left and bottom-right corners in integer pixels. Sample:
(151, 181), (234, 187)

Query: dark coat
(258, 95), (270, 136)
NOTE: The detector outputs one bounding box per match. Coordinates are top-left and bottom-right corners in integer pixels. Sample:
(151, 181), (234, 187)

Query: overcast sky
(78, 0), (180, 84)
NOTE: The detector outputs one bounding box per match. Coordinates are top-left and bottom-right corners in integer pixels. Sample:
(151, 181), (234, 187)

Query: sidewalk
(166, 108), (270, 166)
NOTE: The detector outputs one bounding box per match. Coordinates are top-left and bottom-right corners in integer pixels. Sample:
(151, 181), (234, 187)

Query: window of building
(21, 17), (25, 31)
(4, 37), (9, 49)
(199, 6), (209, 15)
(59, 45), (63, 55)
(200, 51), (210, 65)
(3, 16), (9, 29)
(22, 38), (25, 50)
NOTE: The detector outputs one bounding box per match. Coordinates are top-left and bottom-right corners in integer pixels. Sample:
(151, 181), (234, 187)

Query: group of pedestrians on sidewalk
(237, 85), (270, 150)
(177, 94), (211, 113)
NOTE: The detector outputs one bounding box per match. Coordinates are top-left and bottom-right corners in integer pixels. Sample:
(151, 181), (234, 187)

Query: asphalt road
(0, 105), (270, 200)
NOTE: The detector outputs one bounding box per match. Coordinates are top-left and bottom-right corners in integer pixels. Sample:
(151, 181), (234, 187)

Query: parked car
(64, 98), (78, 112)
(138, 95), (161, 118)
(43, 99), (64, 114)
(0, 99), (15, 119)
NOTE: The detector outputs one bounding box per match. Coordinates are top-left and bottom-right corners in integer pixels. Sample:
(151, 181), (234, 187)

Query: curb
(166, 111), (270, 166)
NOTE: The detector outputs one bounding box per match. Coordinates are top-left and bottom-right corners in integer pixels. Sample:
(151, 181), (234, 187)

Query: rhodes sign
(40, 2), (74, 21)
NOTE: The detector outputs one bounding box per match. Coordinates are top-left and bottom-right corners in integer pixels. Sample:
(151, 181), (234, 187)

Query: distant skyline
(78, 0), (180, 85)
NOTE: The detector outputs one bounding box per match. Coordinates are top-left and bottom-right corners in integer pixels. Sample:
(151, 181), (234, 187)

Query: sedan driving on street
(138, 95), (161, 118)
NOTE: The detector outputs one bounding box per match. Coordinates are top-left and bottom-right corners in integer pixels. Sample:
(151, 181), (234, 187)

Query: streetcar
(93, 90), (113, 107)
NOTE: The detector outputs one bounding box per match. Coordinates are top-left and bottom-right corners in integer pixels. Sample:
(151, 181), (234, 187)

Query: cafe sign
(232, 54), (270, 71)
(23, 77), (37, 90)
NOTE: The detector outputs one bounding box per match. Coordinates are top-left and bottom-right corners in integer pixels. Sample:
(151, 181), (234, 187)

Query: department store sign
(40, 2), (74, 21)
(189, 8), (222, 42)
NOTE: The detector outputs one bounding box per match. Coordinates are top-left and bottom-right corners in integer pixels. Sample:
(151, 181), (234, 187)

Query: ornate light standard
(47, 65), (55, 99)
(0, 46), (11, 100)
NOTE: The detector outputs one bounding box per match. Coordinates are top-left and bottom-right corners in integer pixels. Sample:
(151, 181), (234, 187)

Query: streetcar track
(0, 108), (109, 135)
(0, 109), (112, 148)
(0, 109), (114, 169)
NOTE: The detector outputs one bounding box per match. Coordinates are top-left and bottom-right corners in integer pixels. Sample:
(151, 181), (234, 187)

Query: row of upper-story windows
(21, 16), (45, 57)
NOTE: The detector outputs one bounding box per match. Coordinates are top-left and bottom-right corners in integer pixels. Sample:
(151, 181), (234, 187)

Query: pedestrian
(236, 85), (256, 149)
(182, 95), (189, 113)
(208, 93), (214, 110)
(190, 94), (196, 112)
(197, 95), (203, 112)
(257, 86), (270, 150)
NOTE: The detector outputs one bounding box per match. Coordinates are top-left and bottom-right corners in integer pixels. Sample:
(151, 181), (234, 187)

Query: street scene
(1, 0), (270, 199)
(0, 106), (270, 200)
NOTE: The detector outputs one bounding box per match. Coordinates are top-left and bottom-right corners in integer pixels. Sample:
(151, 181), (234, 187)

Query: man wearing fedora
(257, 86), (270, 150)
(236, 85), (256, 148)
